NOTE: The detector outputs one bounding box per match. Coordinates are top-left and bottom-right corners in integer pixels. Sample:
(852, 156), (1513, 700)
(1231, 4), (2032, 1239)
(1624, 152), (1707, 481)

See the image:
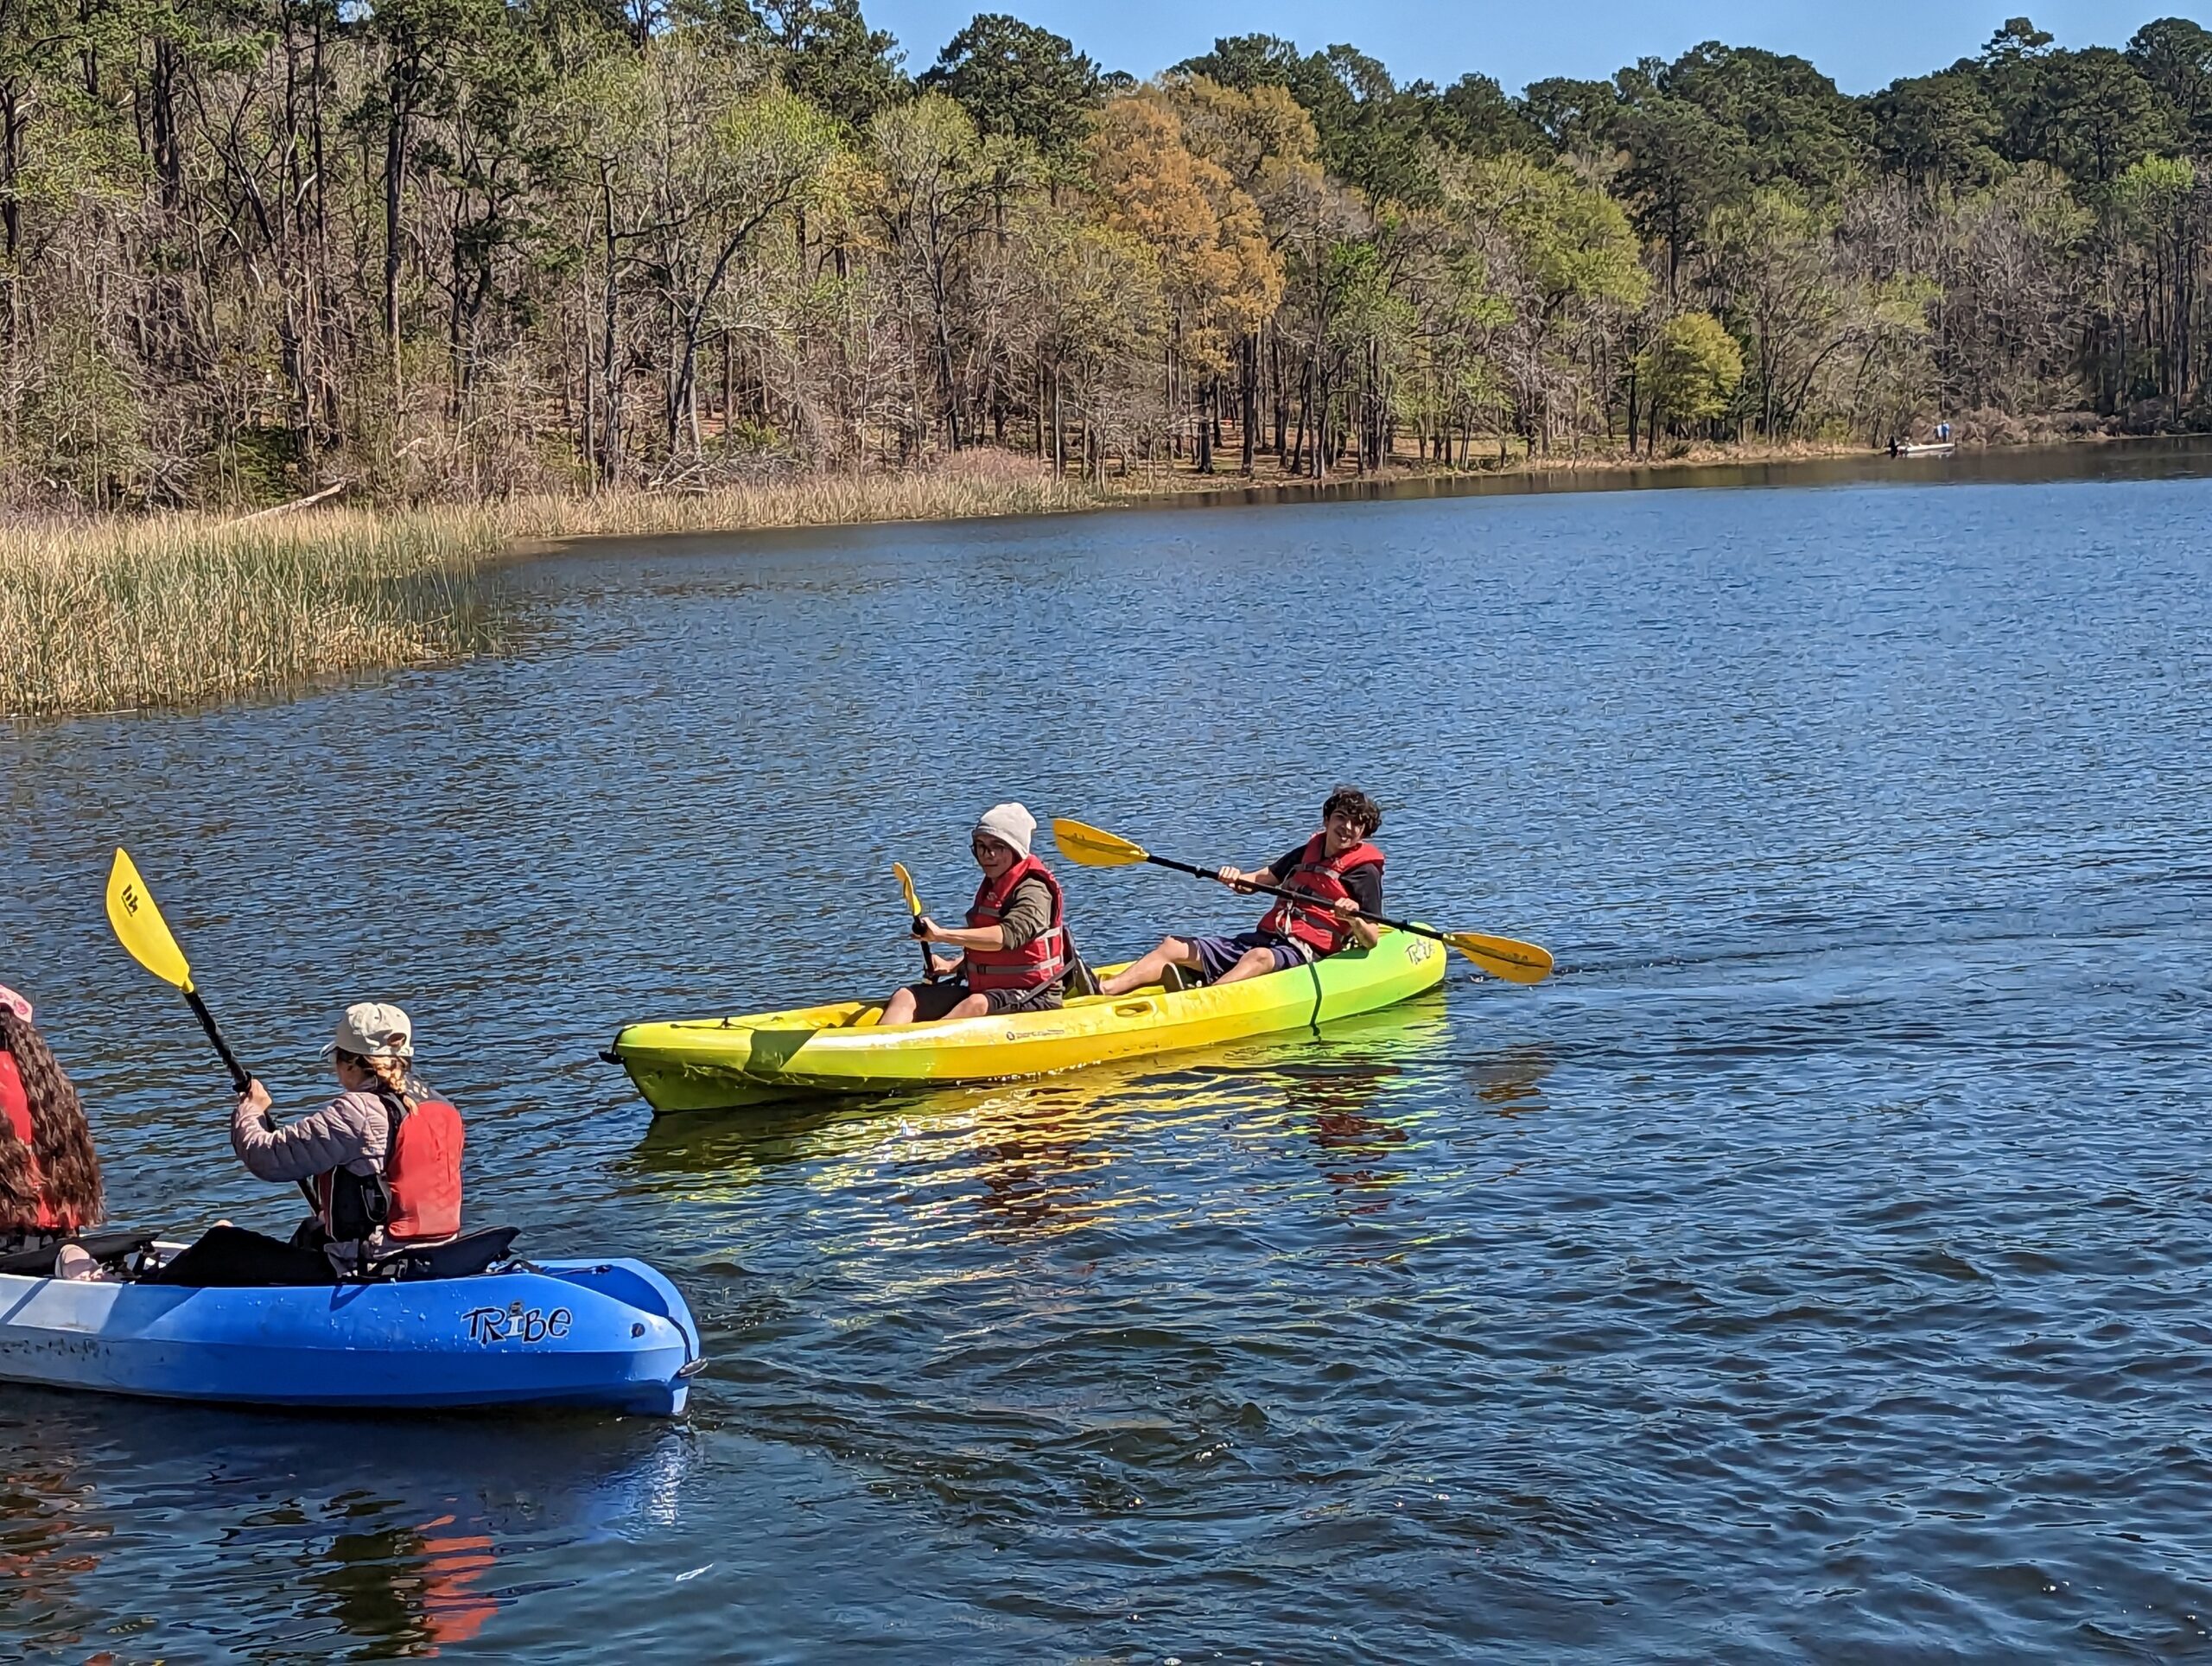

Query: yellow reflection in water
(628, 993), (1471, 1247)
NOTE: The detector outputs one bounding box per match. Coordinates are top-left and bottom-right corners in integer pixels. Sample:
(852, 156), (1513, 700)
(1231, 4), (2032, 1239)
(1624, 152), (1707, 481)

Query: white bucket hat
(321, 1001), (413, 1059)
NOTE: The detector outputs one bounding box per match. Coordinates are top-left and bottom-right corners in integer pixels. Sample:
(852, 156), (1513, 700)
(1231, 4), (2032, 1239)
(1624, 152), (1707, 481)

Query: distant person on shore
(1096, 787), (1387, 995)
(881, 804), (1077, 1024)
(0, 982), (105, 1255)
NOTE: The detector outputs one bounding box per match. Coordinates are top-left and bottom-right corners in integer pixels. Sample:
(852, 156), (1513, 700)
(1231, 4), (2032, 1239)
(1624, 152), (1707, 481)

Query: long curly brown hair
(0, 1007), (105, 1231)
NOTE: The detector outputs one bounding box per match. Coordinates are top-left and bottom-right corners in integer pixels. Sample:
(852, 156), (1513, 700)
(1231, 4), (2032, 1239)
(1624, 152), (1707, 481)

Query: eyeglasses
(971, 838), (1008, 856)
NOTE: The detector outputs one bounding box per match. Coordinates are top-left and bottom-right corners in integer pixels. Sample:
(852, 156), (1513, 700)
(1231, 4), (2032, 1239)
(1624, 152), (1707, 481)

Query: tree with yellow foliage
(1086, 90), (1282, 472)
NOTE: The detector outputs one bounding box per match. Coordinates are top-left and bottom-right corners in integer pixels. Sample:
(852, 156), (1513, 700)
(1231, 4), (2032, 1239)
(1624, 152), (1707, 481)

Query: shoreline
(10, 435), (2209, 722)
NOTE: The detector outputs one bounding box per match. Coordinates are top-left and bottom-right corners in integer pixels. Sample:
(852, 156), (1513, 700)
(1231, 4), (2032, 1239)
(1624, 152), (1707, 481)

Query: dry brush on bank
(0, 464), (1096, 720)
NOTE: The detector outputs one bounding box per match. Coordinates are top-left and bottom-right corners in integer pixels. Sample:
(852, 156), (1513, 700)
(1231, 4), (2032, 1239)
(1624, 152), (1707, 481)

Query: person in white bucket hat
(878, 804), (1085, 1025)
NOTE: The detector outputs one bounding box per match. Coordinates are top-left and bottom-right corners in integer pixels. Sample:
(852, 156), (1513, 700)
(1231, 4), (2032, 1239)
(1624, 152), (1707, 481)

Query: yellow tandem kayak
(605, 929), (1450, 1115)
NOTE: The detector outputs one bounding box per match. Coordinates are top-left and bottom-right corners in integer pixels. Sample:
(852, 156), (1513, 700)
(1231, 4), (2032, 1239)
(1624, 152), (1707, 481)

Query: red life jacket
(963, 855), (1068, 992)
(0, 1052), (67, 1233)
(1257, 833), (1386, 957)
(312, 1091), (465, 1245)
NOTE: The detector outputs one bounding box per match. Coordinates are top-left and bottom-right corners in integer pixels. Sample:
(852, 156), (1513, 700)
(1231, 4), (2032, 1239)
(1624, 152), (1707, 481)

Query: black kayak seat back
(147, 1224), (524, 1287)
(0, 1230), (161, 1278)
(373, 1226), (519, 1282)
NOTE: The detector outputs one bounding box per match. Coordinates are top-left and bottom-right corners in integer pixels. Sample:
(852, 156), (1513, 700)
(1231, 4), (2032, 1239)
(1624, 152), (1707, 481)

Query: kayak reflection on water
(0, 1397), (696, 1654)
(0, 1449), (106, 1644)
(310, 1513), (499, 1655)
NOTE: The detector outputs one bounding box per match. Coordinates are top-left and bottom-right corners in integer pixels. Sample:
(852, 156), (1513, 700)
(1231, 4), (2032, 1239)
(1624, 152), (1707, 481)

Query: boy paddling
(1096, 787), (1386, 995)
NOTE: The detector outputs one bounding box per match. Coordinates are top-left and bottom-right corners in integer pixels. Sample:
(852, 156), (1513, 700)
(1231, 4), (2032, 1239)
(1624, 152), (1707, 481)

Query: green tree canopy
(2127, 17), (2212, 143)
(1641, 310), (1744, 432)
(721, 0), (909, 129)
(1872, 70), (2005, 190)
(918, 13), (1102, 160)
(1660, 41), (1872, 195)
(1427, 73), (1545, 158)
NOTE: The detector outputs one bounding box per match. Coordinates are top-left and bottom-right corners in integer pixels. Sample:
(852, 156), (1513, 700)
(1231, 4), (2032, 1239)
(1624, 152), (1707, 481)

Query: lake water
(3, 450), (2210, 1660)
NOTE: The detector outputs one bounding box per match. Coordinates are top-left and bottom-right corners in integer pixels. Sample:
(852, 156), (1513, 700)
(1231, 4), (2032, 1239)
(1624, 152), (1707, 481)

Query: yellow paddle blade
(1444, 929), (1554, 986)
(892, 861), (923, 918)
(105, 848), (196, 992)
(1052, 817), (1149, 868)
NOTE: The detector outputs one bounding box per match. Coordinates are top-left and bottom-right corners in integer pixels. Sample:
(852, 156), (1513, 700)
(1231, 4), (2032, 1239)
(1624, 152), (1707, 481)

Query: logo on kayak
(464, 1301), (574, 1345)
(1407, 938), (1437, 963)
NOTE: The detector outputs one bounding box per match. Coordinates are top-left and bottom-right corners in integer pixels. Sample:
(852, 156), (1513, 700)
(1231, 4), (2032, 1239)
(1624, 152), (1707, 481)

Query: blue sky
(868, 2), (2212, 95)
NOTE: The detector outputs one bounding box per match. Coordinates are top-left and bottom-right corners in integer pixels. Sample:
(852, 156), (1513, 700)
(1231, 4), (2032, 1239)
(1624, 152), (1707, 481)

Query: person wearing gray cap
(223, 1000), (466, 1272)
(879, 804), (1080, 1025)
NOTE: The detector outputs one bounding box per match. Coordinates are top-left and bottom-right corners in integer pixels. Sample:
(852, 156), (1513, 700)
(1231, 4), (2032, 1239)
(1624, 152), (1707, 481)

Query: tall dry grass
(481, 455), (1099, 546)
(0, 513), (499, 718)
(1, 460), (1099, 718)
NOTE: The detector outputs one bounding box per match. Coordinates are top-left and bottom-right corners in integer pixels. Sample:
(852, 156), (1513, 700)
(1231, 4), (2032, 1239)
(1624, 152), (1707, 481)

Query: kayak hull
(0, 1257), (702, 1415)
(609, 929), (1450, 1115)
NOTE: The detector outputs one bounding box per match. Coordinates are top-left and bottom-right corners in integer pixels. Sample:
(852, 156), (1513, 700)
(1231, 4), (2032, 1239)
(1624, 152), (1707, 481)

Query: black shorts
(903, 979), (1065, 1021)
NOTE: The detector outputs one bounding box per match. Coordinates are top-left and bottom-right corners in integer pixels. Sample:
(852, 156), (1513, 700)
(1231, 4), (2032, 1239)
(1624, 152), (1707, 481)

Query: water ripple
(3, 469), (2211, 1657)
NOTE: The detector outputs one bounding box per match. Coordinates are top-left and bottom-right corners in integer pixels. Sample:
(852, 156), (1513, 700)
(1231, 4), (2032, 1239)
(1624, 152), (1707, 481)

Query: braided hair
(334, 1048), (429, 1133)
(0, 1006), (105, 1231)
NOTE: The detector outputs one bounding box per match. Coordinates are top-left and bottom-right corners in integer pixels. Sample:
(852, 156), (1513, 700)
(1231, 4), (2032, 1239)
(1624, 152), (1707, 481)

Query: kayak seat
(370, 1225), (520, 1283)
(0, 1230), (161, 1277)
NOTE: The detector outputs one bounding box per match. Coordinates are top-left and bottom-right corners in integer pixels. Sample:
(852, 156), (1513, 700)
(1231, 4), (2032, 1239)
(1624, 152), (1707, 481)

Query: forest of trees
(6, 3), (2212, 509)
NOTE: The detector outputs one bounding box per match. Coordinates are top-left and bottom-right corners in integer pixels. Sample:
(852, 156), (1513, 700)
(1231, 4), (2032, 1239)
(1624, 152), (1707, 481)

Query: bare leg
(880, 984), (993, 1026)
(1208, 945), (1283, 989)
(1096, 937), (1200, 997)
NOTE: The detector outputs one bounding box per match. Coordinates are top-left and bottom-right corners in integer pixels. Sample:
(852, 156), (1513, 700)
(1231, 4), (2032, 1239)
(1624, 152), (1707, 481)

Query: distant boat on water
(1889, 421), (1955, 458)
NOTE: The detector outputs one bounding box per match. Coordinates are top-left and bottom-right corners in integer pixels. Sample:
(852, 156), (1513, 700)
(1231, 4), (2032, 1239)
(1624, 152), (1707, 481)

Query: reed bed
(0, 514), (499, 718)
(0, 462), (1098, 719)
(481, 461), (1099, 546)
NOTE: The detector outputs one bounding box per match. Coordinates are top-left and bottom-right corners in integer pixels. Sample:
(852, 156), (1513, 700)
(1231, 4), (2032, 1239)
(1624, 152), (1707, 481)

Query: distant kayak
(606, 928), (1449, 1115)
(0, 1253), (703, 1415)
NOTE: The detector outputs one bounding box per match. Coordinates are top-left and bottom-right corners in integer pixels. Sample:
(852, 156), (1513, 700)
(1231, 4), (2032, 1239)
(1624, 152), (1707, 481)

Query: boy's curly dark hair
(1321, 786), (1382, 837)
(0, 1007), (105, 1232)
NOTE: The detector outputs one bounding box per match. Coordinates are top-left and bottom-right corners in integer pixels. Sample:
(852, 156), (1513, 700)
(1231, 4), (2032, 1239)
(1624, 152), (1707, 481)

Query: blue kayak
(0, 1256), (703, 1415)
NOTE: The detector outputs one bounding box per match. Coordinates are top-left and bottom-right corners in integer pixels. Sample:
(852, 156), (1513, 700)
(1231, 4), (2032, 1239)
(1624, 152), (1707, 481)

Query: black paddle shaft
(1144, 853), (1449, 949)
(908, 911), (944, 982)
(188, 989), (319, 1207)
(185, 989), (251, 1093)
